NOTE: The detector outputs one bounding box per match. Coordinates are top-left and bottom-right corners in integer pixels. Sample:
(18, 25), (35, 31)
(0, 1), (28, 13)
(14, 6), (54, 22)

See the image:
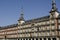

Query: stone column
(22, 38), (23, 40)
(31, 38), (32, 40)
(34, 38), (36, 40)
(17, 39), (19, 40)
(28, 38), (29, 40)
(42, 38), (44, 40)
(51, 38), (52, 40)
(19, 39), (21, 40)
(25, 38), (26, 40)
(38, 38), (40, 40)
(56, 38), (59, 40)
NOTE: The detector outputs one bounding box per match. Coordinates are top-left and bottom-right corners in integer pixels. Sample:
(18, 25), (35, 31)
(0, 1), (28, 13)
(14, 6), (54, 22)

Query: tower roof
(18, 6), (25, 21)
(18, 13), (25, 21)
(50, 0), (58, 13)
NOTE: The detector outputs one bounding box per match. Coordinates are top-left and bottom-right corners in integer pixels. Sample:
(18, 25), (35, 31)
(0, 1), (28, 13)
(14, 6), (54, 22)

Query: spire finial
(20, 0), (24, 15)
(52, 0), (57, 10)
(52, 0), (55, 4)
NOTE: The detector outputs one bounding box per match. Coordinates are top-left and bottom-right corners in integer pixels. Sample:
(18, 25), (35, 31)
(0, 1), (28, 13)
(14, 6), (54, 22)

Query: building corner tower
(49, 0), (60, 40)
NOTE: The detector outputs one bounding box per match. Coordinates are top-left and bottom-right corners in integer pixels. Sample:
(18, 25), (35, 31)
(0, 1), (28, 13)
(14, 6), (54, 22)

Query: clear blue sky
(0, 0), (60, 26)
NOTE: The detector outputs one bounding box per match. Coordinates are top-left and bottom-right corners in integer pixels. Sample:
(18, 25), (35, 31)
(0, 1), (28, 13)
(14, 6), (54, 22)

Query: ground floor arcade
(0, 37), (60, 40)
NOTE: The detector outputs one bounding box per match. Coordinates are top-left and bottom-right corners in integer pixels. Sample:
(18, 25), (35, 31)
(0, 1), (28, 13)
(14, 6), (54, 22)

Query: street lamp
(5, 36), (6, 40)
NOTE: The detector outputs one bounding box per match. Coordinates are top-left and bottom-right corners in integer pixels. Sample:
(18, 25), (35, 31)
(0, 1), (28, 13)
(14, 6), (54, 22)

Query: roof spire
(50, 0), (57, 13)
(50, 0), (59, 18)
(18, 5), (25, 21)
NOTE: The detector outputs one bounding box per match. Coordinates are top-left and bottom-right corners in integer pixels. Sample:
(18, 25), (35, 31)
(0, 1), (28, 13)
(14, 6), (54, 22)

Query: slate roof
(0, 14), (60, 30)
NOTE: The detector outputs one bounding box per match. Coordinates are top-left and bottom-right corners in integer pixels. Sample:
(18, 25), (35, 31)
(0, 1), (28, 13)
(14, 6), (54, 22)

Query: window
(34, 28), (37, 31)
(7, 31), (17, 34)
(58, 20), (60, 23)
(18, 30), (22, 33)
(51, 32), (55, 36)
(25, 25), (31, 28)
(0, 32), (4, 35)
(52, 20), (54, 23)
(39, 33), (40, 36)
(35, 23), (41, 26)
(27, 33), (30, 37)
(39, 27), (41, 31)
(46, 26), (50, 30)
(7, 35), (17, 38)
(51, 26), (55, 29)
(19, 34), (22, 37)
(34, 33), (38, 36)
(42, 22), (46, 25)
(47, 32), (50, 36)
(47, 21), (50, 24)
(0, 36), (4, 38)
(42, 27), (45, 30)
(31, 33), (34, 37)
(59, 25), (60, 29)
(40, 32), (43, 36)
(59, 32), (60, 35)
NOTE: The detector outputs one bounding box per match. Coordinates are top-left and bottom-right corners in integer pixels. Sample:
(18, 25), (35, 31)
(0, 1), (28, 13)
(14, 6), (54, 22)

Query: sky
(0, 0), (60, 26)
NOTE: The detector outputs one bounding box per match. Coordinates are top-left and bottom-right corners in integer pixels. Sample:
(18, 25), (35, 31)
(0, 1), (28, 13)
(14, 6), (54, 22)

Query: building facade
(0, 0), (60, 40)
